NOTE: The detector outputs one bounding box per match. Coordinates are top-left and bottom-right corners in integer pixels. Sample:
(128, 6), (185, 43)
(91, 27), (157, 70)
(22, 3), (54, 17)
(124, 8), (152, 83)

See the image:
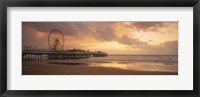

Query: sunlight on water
(89, 61), (128, 70)
(89, 61), (177, 72)
(23, 55), (178, 73)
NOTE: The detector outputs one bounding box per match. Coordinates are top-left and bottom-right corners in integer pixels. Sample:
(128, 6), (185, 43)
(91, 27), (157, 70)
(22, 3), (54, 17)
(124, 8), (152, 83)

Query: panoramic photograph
(22, 22), (178, 75)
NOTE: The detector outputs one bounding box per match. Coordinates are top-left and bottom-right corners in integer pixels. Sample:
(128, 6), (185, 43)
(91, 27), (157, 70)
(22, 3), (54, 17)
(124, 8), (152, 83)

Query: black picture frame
(0, 0), (200, 97)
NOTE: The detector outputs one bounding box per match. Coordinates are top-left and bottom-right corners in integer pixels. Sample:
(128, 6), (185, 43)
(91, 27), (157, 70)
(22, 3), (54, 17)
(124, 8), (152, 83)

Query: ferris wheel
(48, 29), (65, 51)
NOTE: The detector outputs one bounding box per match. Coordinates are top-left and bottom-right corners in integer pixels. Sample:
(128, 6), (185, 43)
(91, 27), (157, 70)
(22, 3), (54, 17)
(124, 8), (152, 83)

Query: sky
(22, 22), (178, 55)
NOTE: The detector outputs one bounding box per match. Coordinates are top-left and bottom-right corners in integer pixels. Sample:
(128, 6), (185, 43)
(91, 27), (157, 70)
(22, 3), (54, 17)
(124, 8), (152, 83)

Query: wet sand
(22, 63), (178, 75)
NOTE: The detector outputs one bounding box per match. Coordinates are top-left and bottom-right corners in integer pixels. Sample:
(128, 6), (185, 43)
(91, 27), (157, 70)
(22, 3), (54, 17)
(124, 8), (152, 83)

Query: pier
(23, 29), (108, 60)
(22, 50), (107, 60)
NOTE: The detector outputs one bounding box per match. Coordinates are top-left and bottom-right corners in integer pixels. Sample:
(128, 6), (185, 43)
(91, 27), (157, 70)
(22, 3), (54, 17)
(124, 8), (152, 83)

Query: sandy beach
(22, 62), (178, 75)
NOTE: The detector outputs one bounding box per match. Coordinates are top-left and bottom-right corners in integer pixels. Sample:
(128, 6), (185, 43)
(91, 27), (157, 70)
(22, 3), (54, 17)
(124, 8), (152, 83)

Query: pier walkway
(22, 51), (107, 60)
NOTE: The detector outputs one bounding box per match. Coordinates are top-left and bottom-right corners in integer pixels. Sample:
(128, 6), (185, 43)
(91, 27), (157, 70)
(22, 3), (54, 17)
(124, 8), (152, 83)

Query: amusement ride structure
(48, 29), (65, 51)
(22, 29), (108, 60)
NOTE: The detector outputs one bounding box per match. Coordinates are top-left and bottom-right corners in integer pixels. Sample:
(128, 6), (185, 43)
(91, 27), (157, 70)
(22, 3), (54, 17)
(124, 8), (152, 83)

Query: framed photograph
(0, 0), (199, 97)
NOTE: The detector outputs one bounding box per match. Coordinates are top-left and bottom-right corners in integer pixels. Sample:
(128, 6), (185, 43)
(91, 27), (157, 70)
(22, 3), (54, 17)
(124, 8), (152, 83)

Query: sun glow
(23, 22), (178, 55)
(81, 41), (128, 50)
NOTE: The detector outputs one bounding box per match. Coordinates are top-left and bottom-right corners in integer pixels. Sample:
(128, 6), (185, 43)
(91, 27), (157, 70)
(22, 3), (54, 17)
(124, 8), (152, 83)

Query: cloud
(88, 22), (117, 41)
(35, 31), (45, 38)
(23, 22), (91, 36)
(158, 40), (178, 54)
(23, 22), (117, 42)
(117, 34), (178, 55)
(128, 22), (164, 32)
(22, 23), (48, 49)
(126, 22), (177, 33)
(118, 35), (148, 47)
(22, 22), (178, 55)
(144, 40), (178, 55)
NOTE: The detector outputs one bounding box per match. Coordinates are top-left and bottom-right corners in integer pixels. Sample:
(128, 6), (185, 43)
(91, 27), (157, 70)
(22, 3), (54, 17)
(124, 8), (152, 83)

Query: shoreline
(24, 59), (178, 64)
(22, 62), (178, 75)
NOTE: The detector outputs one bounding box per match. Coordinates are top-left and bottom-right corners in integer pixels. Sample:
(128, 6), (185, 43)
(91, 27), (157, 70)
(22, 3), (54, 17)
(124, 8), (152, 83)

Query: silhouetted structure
(22, 48), (108, 60)
(22, 29), (108, 60)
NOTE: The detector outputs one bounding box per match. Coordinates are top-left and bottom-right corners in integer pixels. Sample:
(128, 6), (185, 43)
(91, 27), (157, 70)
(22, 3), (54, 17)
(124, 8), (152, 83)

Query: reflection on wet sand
(88, 61), (177, 72)
(23, 59), (178, 75)
(22, 55), (178, 75)
(22, 61), (178, 75)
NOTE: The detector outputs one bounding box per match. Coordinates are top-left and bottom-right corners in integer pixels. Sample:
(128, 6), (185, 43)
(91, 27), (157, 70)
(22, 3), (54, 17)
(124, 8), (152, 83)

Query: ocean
(22, 55), (178, 75)
(43, 55), (178, 73)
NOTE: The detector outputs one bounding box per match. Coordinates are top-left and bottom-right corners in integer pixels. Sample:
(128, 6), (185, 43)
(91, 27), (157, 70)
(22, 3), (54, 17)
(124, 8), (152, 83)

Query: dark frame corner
(0, 0), (200, 97)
